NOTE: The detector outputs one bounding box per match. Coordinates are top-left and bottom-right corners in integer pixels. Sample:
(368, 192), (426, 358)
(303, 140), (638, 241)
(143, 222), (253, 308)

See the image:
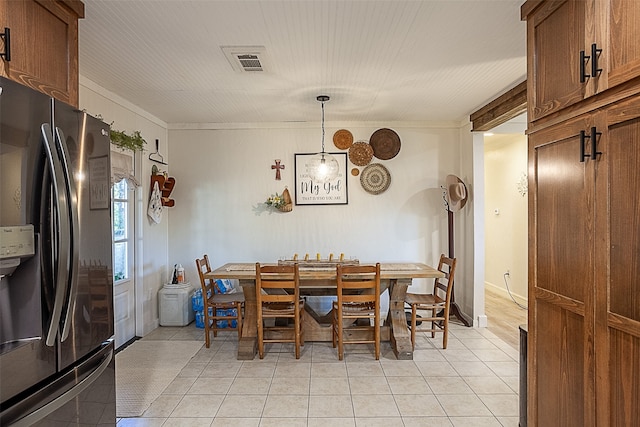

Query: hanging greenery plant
(110, 128), (147, 152)
(86, 113), (147, 153)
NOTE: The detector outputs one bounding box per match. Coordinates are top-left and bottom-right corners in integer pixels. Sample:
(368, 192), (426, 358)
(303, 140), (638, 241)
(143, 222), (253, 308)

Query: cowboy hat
(445, 174), (468, 212)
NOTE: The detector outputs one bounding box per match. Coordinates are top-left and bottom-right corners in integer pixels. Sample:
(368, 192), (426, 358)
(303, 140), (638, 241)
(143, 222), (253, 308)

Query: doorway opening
(482, 117), (528, 348)
(469, 80), (528, 348)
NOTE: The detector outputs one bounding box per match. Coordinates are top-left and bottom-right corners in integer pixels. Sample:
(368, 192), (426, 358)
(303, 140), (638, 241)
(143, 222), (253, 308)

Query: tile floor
(116, 321), (521, 427)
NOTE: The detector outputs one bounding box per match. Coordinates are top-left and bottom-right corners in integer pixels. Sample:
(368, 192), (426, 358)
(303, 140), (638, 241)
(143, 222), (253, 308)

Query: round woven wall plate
(348, 141), (374, 166)
(370, 128), (401, 160)
(360, 163), (391, 195)
(333, 129), (353, 150)
(351, 168), (360, 176)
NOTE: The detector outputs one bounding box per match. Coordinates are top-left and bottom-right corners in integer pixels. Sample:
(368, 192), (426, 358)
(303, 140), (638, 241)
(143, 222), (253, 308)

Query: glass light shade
(305, 152), (339, 182)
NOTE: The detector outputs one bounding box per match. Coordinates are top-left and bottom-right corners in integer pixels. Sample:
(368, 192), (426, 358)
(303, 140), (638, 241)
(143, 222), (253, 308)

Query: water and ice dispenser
(0, 226), (35, 276)
(0, 225), (40, 351)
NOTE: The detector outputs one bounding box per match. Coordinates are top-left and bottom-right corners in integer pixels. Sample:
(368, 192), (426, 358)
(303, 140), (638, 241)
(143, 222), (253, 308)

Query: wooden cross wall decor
(271, 159), (285, 180)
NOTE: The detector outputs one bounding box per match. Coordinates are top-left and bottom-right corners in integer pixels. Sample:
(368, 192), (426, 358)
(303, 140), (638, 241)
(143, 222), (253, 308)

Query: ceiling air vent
(221, 46), (269, 73)
(237, 54), (262, 72)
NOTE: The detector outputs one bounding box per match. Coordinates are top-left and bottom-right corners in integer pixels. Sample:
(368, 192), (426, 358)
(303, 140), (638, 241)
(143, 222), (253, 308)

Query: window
(112, 179), (129, 281)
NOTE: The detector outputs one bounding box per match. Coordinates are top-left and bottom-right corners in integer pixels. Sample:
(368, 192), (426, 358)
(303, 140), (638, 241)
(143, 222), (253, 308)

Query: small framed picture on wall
(294, 152), (348, 205)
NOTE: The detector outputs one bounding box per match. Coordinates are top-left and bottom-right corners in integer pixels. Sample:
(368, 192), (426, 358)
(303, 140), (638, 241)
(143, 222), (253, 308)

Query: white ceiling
(78, 0), (527, 126)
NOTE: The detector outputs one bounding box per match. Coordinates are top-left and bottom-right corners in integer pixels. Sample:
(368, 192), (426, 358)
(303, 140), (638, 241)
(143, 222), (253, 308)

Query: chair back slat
(262, 294), (296, 303)
(336, 264), (380, 305)
(256, 263), (300, 303)
(340, 279), (377, 290)
(346, 294), (377, 303)
(259, 280), (297, 289)
(258, 265), (298, 288)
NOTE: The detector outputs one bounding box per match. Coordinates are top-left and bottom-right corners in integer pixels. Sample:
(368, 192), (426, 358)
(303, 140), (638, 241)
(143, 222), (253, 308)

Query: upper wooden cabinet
(523, 0), (588, 121)
(0, 0), (84, 107)
(603, 0), (640, 89)
(522, 0), (640, 122)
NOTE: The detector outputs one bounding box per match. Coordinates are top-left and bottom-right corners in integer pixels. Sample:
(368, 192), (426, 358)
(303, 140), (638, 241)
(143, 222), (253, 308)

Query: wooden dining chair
(255, 263), (305, 359)
(332, 263), (381, 360)
(405, 254), (457, 349)
(195, 255), (244, 348)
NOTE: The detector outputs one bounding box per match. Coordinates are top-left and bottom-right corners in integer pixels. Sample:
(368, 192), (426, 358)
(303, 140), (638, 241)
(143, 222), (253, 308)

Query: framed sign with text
(294, 153), (348, 205)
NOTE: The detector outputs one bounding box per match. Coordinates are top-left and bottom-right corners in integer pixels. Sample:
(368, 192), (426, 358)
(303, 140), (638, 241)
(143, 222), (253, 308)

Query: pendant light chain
(307, 94), (337, 182)
(321, 99), (326, 154)
(317, 94), (330, 155)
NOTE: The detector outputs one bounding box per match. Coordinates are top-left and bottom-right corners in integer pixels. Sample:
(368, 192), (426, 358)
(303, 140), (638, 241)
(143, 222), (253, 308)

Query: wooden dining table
(205, 262), (444, 360)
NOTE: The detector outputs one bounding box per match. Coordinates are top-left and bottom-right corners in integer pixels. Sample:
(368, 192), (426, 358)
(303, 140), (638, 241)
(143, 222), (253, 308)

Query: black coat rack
(443, 187), (472, 327)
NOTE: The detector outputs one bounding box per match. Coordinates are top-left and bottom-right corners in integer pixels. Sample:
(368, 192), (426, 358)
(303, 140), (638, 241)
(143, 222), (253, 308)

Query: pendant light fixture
(306, 95), (339, 182)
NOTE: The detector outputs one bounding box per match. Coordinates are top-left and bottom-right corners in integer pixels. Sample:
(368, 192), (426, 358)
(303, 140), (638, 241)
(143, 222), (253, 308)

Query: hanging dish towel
(148, 180), (163, 224)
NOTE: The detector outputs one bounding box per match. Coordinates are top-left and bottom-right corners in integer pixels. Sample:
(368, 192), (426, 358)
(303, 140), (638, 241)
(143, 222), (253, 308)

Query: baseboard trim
(477, 314), (488, 328)
(115, 336), (141, 354)
(485, 281), (528, 305)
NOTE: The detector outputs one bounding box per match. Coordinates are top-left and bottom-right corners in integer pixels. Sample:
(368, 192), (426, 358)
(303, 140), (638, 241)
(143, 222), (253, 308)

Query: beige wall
(483, 134), (528, 302)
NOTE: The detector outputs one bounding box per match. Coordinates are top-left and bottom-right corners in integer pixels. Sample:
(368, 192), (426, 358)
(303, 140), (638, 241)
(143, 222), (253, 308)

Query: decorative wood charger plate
(370, 128), (401, 160)
(348, 141), (374, 166)
(360, 163), (391, 195)
(333, 129), (354, 150)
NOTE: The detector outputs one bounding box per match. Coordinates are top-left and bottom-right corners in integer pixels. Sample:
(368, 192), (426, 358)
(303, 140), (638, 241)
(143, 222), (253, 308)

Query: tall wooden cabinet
(523, 1), (640, 425)
(0, 0), (84, 107)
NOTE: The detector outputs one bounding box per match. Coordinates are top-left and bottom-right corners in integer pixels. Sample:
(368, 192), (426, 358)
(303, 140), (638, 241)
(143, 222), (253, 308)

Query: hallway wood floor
(484, 287), (527, 350)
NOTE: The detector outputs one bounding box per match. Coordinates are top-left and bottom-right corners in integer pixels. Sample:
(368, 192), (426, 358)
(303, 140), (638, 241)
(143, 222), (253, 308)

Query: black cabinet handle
(579, 127), (602, 162)
(580, 130), (589, 162)
(0, 27), (9, 62)
(580, 43), (602, 83)
(589, 126), (602, 160)
(590, 43), (602, 77)
(580, 49), (589, 83)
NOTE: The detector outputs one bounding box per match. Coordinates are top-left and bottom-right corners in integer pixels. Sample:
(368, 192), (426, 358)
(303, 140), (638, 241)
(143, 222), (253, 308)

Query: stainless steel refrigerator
(0, 76), (116, 426)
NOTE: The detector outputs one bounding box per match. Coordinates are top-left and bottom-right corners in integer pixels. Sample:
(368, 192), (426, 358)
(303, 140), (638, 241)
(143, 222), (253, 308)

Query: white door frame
(111, 149), (141, 348)
(134, 152), (145, 338)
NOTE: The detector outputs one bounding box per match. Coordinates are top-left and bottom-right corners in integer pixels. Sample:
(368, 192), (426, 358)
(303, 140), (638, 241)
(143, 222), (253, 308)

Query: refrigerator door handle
(8, 347), (113, 427)
(41, 124), (71, 347)
(54, 127), (80, 342)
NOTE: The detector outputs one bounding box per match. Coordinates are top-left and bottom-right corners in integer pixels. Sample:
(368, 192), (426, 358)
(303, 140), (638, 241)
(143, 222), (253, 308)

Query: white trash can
(159, 282), (195, 326)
